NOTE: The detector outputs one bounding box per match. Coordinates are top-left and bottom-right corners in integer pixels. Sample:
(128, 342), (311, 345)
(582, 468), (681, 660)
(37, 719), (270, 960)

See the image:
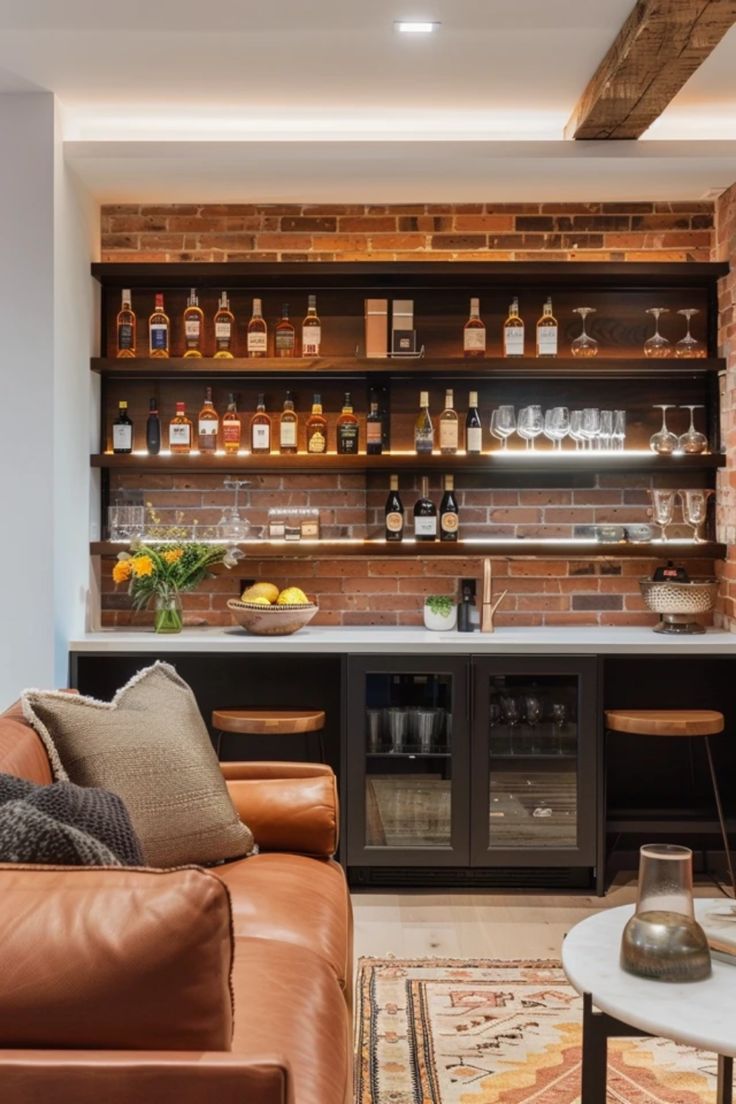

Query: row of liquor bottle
(385, 475), (459, 543)
(110, 388), (489, 455)
(114, 290), (566, 359)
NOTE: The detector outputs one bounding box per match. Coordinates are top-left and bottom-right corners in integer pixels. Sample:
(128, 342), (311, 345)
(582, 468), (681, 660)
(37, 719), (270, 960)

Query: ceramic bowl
(227, 597), (318, 636)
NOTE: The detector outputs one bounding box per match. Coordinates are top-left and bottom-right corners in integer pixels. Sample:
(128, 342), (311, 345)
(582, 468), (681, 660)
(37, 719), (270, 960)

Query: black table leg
(581, 993), (608, 1104)
(718, 1056), (733, 1104)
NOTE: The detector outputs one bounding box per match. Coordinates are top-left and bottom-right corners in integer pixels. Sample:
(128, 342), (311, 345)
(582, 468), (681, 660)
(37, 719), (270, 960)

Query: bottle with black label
(466, 391), (482, 454)
(413, 476), (437, 542)
(336, 392), (359, 454)
(366, 395), (383, 455)
(653, 561), (690, 583)
(439, 474), (459, 542)
(146, 398), (161, 456)
(385, 475), (404, 542)
(112, 401), (133, 454)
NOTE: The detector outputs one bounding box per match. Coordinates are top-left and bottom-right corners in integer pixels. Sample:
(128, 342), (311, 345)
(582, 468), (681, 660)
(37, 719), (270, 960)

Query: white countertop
(69, 625), (736, 654)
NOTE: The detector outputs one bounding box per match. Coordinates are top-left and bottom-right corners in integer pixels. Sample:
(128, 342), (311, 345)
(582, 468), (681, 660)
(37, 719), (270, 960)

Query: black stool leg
(704, 736), (736, 898)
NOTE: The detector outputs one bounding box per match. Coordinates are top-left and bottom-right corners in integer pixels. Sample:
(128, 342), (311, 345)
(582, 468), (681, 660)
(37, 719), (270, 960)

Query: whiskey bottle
(213, 292), (234, 359)
(222, 393), (241, 455)
(112, 400), (133, 454)
(463, 297), (486, 358)
(146, 398), (161, 456)
(414, 391), (434, 454)
(275, 304), (296, 358)
(169, 401), (192, 454)
(336, 391), (359, 454)
(366, 396), (383, 455)
(279, 390), (298, 454)
(306, 394), (328, 454)
(413, 476), (437, 542)
(182, 288), (204, 358)
(536, 297), (558, 357)
(247, 297), (268, 358)
(503, 297), (524, 357)
(466, 391), (482, 454)
(198, 386), (219, 452)
(116, 289), (136, 358)
(385, 475), (404, 541)
(149, 293), (170, 358)
(439, 388), (459, 455)
(250, 393), (271, 454)
(302, 295), (321, 356)
(439, 474), (459, 542)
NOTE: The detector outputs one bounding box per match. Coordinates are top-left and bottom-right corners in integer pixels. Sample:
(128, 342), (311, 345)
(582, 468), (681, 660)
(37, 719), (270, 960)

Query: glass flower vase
(153, 592), (183, 634)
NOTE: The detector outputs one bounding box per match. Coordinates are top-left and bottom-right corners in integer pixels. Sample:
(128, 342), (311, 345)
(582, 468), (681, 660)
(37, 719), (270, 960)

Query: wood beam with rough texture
(566, 0), (736, 140)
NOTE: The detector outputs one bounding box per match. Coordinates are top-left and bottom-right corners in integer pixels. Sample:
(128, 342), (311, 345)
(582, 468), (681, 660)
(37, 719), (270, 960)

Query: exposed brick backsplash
(714, 183), (736, 629)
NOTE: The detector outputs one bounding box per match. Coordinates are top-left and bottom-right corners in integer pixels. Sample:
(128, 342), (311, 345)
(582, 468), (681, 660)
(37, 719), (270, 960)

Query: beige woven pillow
(22, 662), (254, 867)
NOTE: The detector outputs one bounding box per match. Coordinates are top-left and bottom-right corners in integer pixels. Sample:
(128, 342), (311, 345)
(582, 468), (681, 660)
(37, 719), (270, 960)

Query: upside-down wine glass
(678, 404), (708, 455)
(491, 406), (516, 450)
(649, 405), (678, 455)
(643, 308), (673, 359)
(675, 309), (707, 359)
(571, 307), (599, 358)
(650, 489), (677, 541)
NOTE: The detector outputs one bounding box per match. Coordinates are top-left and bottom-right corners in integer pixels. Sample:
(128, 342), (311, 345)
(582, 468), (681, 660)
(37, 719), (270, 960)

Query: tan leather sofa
(0, 702), (353, 1104)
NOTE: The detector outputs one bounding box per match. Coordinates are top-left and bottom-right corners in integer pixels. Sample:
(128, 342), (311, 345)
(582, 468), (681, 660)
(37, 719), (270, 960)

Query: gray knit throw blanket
(0, 773), (144, 867)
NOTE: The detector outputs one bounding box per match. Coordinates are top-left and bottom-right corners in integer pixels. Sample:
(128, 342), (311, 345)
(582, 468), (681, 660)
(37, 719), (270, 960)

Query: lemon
(241, 582), (280, 605)
(277, 586), (310, 606)
(245, 596), (271, 606)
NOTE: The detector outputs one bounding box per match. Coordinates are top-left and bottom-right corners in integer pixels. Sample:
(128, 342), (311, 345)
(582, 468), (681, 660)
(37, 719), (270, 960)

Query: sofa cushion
(218, 853), (350, 992)
(22, 662), (254, 867)
(231, 936), (350, 1104)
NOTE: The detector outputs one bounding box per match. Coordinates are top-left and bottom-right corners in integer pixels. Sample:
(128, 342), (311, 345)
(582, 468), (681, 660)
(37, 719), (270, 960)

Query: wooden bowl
(227, 597), (319, 636)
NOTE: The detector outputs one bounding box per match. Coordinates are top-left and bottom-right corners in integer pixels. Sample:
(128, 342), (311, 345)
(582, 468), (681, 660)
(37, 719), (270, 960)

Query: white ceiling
(1, 0), (736, 201)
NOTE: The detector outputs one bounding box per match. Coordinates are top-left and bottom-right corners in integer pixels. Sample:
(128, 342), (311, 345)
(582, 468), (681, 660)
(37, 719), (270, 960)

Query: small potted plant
(423, 594), (457, 632)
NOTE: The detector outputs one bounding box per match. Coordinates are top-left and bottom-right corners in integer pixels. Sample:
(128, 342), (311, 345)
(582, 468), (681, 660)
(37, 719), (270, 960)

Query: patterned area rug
(355, 958), (717, 1104)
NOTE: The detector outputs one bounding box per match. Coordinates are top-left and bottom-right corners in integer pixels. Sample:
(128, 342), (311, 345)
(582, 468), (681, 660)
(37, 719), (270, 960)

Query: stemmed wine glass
(643, 308), (672, 359)
(551, 703), (567, 755)
(650, 489), (677, 541)
(544, 407), (570, 450)
(649, 405), (678, 454)
(500, 696), (521, 755)
(675, 309), (706, 359)
(571, 307), (598, 358)
(569, 410), (585, 450)
(612, 410), (627, 452)
(678, 405), (708, 454)
(678, 488), (714, 542)
(524, 695), (544, 755)
(490, 406), (516, 450)
(598, 410), (613, 450)
(517, 405), (544, 450)
(581, 408), (600, 450)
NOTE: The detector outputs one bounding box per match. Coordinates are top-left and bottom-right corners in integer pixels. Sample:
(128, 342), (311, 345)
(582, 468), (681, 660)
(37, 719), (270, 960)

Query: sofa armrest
(223, 763), (338, 857)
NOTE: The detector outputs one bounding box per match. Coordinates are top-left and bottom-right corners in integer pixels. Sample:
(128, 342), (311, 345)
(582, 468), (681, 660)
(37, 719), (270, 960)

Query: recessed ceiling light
(395, 21), (439, 33)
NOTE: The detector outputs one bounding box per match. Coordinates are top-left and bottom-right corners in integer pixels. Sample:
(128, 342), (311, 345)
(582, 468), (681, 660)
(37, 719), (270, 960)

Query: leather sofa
(0, 701), (353, 1104)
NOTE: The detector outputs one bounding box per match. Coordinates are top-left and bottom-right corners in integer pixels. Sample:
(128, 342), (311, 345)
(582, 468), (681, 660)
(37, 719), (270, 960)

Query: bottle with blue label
(149, 293), (170, 358)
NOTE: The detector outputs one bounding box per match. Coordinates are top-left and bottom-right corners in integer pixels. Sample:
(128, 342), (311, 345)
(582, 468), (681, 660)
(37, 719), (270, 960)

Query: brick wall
(714, 184), (736, 629)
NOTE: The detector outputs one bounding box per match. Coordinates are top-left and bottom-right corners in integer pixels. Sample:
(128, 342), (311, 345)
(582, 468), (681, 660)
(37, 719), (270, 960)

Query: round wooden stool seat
(605, 709), (724, 738)
(211, 709), (325, 735)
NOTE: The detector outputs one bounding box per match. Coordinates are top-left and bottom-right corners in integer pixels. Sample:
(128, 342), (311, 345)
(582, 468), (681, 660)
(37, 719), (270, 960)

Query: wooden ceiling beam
(565, 0), (736, 140)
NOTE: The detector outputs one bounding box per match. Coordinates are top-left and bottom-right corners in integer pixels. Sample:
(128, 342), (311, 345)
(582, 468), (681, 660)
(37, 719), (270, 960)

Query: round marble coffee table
(562, 901), (735, 1104)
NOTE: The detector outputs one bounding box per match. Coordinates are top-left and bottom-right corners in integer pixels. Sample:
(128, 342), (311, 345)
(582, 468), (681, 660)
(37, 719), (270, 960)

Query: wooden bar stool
(604, 709), (735, 896)
(211, 709), (327, 763)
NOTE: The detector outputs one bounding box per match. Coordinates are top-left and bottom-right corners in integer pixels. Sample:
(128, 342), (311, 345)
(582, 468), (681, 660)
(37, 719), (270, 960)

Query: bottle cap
(119, 400), (128, 409)
(469, 391), (478, 405)
(420, 390), (429, 406)
(176, 401), (185, 412)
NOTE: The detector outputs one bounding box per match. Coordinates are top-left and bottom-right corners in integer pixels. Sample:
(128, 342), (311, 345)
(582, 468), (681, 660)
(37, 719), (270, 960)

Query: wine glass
(569, 409), (585, 450)
(491, 406), (516, 450)
(678, 405), (708, 454)
(551, 703), (567, 755)
(544, 407), (570, 450)
(570, 307), (598, 358)
(598, 410), (613, 450)
(500, 696), (521, 755)
(650, 489), (676, 541)
(524, 695), (544, 755)
(678, 488), (714, 542)
(581, 408), (600, 451)
(517, 405), (544, 450)
(675, 309), (706, 359)
(612, 410), (627, 452)
(649, 405), (678, 454)
(643, 308), (672, 358)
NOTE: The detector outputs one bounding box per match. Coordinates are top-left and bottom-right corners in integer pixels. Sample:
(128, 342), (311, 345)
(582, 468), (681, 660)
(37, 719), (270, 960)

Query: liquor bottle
(146, 398), (161, 456)
(503, 297), (524, 357)
(463, 297), (486, 358)
(366, 396), (383, 455)
(413, 476), (437, 542)
(116, 289), (136, 358)
(306, 394), (328, 454)
(182, 288), (204, 358)
(336, 392), (359, 454)
(414, 391), (434, 454)
(302, 295), (321, 356)
(222, 393), (241, 455)
(279, 390), (298, 454)
(385, 475), (404, 541)
(250, 393), (271, 454)
(536, 297), (558, 357)
(149, 293), (170, 358)
(112, 400), (133, 454)
(247, 297), (268, 358)
(439, 388), (459, 455)
(198, 386), (219, 452)
(213, 292), (234, 359)
(439, 474), (459, 542)
(169, 401), (192, 454)
(466, 391), (482, 454)
(275, 304), (296, 357)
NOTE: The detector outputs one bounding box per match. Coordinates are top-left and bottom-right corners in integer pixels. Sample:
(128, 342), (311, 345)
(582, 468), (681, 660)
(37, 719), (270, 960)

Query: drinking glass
(569, 409), (585, 450)
(491, 406), (516, 450)
(612, 410), (627, 452)
(675, 309), (706, 359)
(643, 308), (672, 358)
(544, 407), (570, 450)
(678, 405), (708, 454)
(489, 701), (508, 756)
(500, 695), (521, 754)
(517, 405), (544, 450)
(678, 488), (713, 542)
(581, 408), (600, 450)
(551, 703), (566, 755)
(649, 405), (678, 454)
(108, 505), (123, 540)
(524, 695), (544, 755)
(598, 410), (613, 450)
(384, 707), (408, 752)
(636, 844), (695, 917)
(366, 709), (384, 752)
(415, 709), (438, 753)
(650, 489), (676, 541)
(570, 307), (598, 358)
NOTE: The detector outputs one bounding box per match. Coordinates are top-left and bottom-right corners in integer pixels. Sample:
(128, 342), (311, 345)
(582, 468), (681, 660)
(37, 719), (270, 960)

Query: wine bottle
(146, 398), (161, 456)
(366, 395), (383, 455)
(213, 292), (234, 359)
(112, 400), (133, 454)
(275, 304), (295, 357)
(414, 391), (434, 454)
(198, 386), (219, 452)
(385, 475), (404, 542)
(169, 402), (192, 454)
(503, 297), (524, 357)
(439, 388), (459, 455)
(116, 290), (136, 358)
(149, 294), (169, 358)
(247, 297), (268, 358)
(439, 474), (459, 542)
(336, 392), (359, 454)
(466, 391), (482, 454)
(463, 297), (486, 357)
(302, 295), (321, 356)
(222, 393), (241, 455)
(182, 288), (204, 358)
(413, 476), (437, 542)
(279, 391), (298, 454)
(250, 393), (271, 454)
(536, 297), (558, 357)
